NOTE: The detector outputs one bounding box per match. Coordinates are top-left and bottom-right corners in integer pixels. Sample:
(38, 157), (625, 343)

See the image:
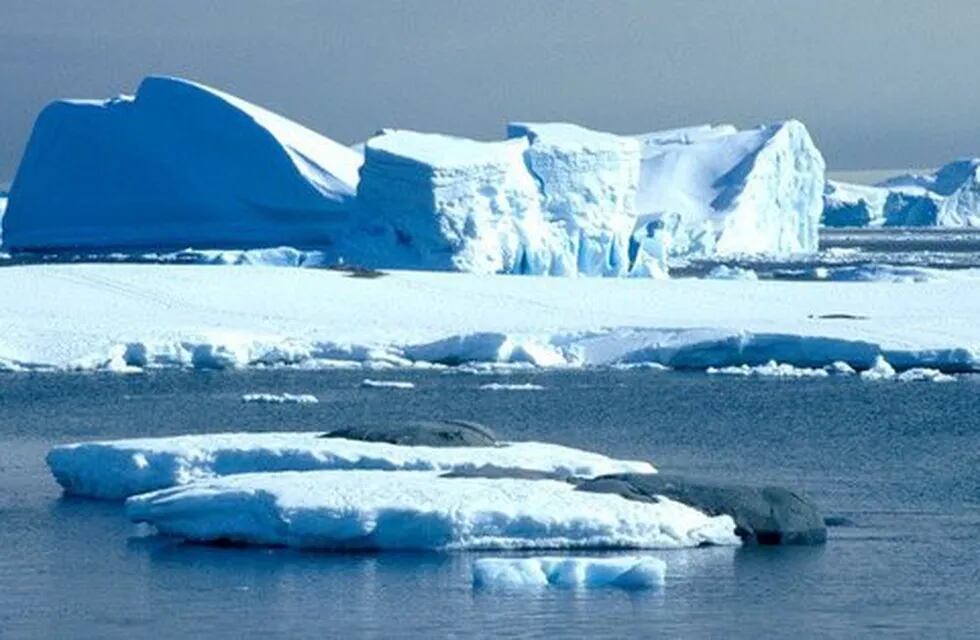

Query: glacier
(46, 432), (655, 499)
(124, 469), (738, 550)
(823, 159), (980, 228)
(3, 76), (362, 251)
(632, 120), (825, 258)
(472, 556), (666, 590)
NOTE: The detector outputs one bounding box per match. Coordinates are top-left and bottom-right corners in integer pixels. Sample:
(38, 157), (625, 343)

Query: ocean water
(1, 369), (978, 638)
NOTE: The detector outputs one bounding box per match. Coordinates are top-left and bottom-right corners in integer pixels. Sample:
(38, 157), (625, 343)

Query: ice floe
(472, 556), (666, 590)
(125, 470), (738, 550)
(241, 393), (318, 404)
(707, 361), (829, 378)
(46, 432), (655, 499)
(478, 382), (545, 391)
(360, 379), (416, 389)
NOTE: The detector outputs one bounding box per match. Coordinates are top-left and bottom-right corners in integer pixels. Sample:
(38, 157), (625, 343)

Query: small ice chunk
(479, 383), (545, 391)
(895, 368), (956, 383)
(241, 393), (319, 404)
(706, 265), (759, 281)
(360, 379), (416, 389)
(860, 356), (896, 381)
(473, 556), (667, 590)
(827, 361), (856, 375)
(706, 361), (829, 378)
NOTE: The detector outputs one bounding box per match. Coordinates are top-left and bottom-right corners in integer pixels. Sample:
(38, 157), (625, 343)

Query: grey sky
(2, 0), (979, 182)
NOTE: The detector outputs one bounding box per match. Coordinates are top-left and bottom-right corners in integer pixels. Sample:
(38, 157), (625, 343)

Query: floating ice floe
(125, 470), (738, 550)
(478, 382), (545, 391)
(472, 556), (666, 590)
(858, 356), (956, 382)
(46, 432), (654, 499)
(706, 361), (829, 378)
(241, 393), (318, 404)
(706, 265), (759, 281)
(360, 379), (416, 389)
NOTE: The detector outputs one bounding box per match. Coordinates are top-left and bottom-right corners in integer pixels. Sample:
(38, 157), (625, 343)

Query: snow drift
(632, 120), (825, 258)
(3, 76), (362, 251)
(125, 470), (738, 550)
(46, 432), (655, 499)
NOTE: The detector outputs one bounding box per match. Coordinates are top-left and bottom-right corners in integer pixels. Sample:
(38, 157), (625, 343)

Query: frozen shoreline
(0, 264), (976, 373)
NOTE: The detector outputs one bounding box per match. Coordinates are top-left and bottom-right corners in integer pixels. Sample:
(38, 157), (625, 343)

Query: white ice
(125, 470), (738, 550)
(707, 361), (829, 378)
(241, 393), (318, 404)
(360, 379), (416, 389)
(0, 265), (976, 373)
(3, 76), (362, 251)
(46, 432), (655, 499)
(479, 383), (545, 391)
(472, 556), (666, 590)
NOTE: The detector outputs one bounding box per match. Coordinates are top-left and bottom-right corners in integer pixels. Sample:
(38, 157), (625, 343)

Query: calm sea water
(1, 369), (978, 639)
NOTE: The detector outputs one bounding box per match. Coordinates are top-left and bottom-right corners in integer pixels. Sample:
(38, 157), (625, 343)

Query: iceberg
(825, 159), (980, 228)
(4, 76), (362, 251)
(472, 556), (666, 590)
(125, 470), (738, 550)
(46, 432), (655, 499)
(506, 122), (641, 276)
(356, 130), (561, 274)
(632, 120), (825, 258)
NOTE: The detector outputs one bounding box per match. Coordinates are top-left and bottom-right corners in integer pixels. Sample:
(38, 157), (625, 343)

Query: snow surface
(46, 432), (655, 499)
(0, 265), (977, 373)
(241, 393), (318, 404)
(125, 470), (738, 550)
(507, 122), (640, 276)
(633, 120), (825, 258)
(472, 556), (666, 590)
(360, 379), (415, 389)
(4, 76), (362, 251)
(825, 159), (980, 228)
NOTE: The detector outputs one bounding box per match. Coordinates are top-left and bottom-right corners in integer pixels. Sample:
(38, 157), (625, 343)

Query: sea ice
(241, 393), (318, 404)
(472, 556), (666, 590)
(360, 379), (416, 389)
(46, 432), (655, 499)
(479, 382), (545, 391)
(125, 470), (738, 550)
(706, 265), (759, 281)
(706, 361), (829, 378)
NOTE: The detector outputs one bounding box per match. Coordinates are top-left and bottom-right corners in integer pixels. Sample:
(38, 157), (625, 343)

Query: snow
(125, 470), (738, 550)
(356, 130), (561, 274)
(507, 122), (641, 276)
(472, 556), (666, 590)
(632, 120), (825, 258)
(0, 265), (977, 373)
(241, 393), (318, 404)
(479, 383), (545, 391)
(825, 159), (980, 228)
(46, 432), (655, 499)
(707, 361), (829, 378)
(360, 379), (415, 389)
(4, 76), (362, 251)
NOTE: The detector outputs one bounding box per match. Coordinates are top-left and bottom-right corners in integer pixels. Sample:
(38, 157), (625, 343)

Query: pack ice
(124, 470), (738, 550)
(46, 432), (654, 499)
(3, 76), (362, 251)
(823, 159), (980, 227)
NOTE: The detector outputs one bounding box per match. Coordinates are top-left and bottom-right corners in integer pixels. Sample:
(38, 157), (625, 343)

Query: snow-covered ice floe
(479, 382), (545, 391)
(859, 356), (955, 382)
(46, 433), (654, 500)
(707, 361), (829, 378)
(472, 556), (666, 590)
(360, 379), (415, 389)
(125, 470), (737, 550)
(0, 265), (976, 373)
(241, 393), (318, 404)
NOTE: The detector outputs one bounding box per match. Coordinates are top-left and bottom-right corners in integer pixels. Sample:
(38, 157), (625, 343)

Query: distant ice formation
(472, 556), (666, 590)
(823, 159), (980, 228)
(241, 393), (318, 404)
